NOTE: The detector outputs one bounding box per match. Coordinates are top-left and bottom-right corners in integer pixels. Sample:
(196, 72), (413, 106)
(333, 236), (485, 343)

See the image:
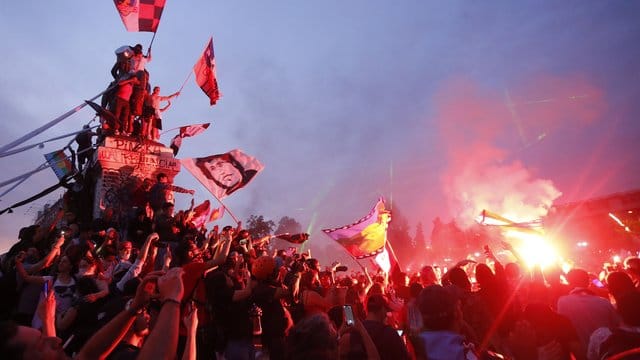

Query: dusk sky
(1, 2), (639, 262)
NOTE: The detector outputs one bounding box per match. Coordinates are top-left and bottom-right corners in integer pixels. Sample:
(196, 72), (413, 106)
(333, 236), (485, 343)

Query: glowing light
(576, 241), (588, 248)
(609, 213), (624, 226)
(474, 252), (481, 257)
(561, 261), (572, 274)
(613, 255), (621, 263)
(504, 229), (559, 269)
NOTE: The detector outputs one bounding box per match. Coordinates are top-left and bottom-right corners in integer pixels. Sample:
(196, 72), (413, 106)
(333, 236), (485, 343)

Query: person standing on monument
(113, 75), (139, 136)
(75, 125), (96, 171)
(142, 86), (180, 141)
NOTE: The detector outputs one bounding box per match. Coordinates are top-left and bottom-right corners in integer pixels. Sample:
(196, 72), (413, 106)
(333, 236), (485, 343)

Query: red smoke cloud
(434, 75), (606, 227)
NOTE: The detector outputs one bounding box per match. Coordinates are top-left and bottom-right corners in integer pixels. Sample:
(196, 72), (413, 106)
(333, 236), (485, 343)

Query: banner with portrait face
(180, 149), (264, 200)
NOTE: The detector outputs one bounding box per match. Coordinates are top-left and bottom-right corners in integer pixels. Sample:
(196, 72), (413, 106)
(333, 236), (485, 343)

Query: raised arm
(137, 268), (184, 360)
(181, 306), (198, 360)
(28, 235), (65, 274)
(15, 252), (46, 285)
(116, 233), (158, 292)
(77, 273), (160, 360)
(206, 232), (233, 269)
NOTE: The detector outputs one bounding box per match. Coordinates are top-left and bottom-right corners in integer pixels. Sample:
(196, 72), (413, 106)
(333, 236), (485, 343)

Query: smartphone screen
(343, 305), (355, 326)
(43, 281), (49, 295)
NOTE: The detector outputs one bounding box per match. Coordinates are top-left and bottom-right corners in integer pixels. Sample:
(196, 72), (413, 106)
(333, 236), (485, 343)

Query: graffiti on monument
(100, 166), (141, 216)
(105, 137), (172, 156)
(97, 147), (180, 173)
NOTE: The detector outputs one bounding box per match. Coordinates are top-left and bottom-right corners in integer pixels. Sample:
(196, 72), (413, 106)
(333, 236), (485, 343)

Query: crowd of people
(0, 178), (639, 360)
(102, 43), (180, 141)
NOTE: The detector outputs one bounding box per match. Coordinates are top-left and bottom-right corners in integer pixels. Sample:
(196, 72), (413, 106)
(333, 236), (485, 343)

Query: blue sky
(1, 2), (639, 262)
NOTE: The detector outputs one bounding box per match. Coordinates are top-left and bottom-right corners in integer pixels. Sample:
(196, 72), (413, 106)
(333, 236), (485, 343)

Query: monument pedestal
(92, 136), (180, 218)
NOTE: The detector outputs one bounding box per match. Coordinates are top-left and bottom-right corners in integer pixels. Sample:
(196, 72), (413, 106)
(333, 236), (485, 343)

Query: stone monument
(92, 136), (180, 218)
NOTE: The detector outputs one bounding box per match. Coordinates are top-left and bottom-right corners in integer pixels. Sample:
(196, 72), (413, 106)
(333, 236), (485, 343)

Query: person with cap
(251, 255), (292, 360)
(342, 293), (411, 360)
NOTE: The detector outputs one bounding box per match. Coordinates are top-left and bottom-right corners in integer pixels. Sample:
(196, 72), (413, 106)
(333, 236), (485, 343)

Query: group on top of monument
(102, 43), (180, 142)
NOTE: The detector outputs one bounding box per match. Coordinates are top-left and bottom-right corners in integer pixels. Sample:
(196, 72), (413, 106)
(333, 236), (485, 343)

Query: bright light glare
(504, 230), (560, 269)
(613, 255), (621, 263)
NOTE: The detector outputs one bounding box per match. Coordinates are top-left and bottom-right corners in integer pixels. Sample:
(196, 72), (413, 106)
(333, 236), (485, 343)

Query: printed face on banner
(202, 156), (243, 189)
(181, 149), (263, 200)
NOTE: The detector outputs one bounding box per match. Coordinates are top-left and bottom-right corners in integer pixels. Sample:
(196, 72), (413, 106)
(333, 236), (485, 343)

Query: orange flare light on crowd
(503, 229), (561, 270)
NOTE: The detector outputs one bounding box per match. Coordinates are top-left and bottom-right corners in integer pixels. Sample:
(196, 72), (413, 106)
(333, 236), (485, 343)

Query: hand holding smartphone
(343, 305), (355, 327)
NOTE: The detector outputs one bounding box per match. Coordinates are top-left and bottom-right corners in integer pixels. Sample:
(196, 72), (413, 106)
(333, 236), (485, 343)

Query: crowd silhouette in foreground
(0, 184), (639, 359)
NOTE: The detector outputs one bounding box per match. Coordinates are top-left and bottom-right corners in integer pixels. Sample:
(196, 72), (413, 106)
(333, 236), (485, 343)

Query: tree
(387, 205), (414, 268)
(275, 216), (302, 235)
(414, 221), (426, 249)
(246, 215), (275, 238)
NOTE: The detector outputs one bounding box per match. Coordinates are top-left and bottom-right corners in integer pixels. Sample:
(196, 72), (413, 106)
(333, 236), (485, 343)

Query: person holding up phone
(339, 295), (410, 360)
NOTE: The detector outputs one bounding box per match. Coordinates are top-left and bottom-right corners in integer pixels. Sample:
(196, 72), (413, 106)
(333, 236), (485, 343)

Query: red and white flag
(170, 123), (210, 156)
(113, 0), (166, 32)
(190, 200), (211, 229)
(193, 37), (221, 106)
(181, 149), (264, 200)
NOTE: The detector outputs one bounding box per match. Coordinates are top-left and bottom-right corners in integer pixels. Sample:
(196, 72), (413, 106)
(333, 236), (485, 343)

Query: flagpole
(209, 193), (240, 224)
(385, 237), (403, 271)
(0, 125), (100, 159)
(0, 87), (111, 156)
(178, 70), (193, 93)
(147, 32), (157, 55)
(159, 126), (184, 137)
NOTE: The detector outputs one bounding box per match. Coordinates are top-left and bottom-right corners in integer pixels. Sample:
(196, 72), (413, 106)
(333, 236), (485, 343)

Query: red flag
(193, 37), (221, 106)
(190, 200), (210, 228)
(275, 233), (310, 244)
(114, 0), (166, 32)
(207, 206), (225, 223)
(170, 123), (210, 156)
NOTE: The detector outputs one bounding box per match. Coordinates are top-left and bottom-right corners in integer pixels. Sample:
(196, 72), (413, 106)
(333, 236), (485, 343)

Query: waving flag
(275, 233), (310, 244)
(85, 101), (117, 126)
(208, 205), (225, 223)
(44, 150), (74, 181)
(322, 198), (391, 259)
(170, 123), (210, 156)
(189, 200), (211, 228)
(193, 37), (221, 106)
(181, 149), (264, 200)
(114, 0), (166, 32)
